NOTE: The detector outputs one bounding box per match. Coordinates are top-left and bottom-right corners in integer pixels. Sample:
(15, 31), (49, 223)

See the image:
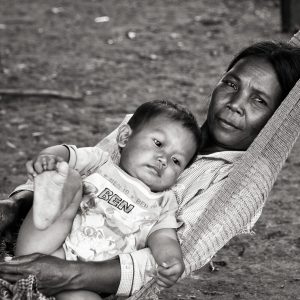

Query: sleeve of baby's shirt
(117, 248), (157, 297)
(149, 190), (179, 235)
(95, 114), (132, 164)
(64, 144), (109, 176)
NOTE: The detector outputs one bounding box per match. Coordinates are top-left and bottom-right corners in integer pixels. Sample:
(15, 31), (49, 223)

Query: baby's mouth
(147, 165), (161, 177)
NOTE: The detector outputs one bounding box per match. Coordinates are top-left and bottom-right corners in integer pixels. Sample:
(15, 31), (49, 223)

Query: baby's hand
(156, 257), (185, 288)
(26, 154), (64, 180)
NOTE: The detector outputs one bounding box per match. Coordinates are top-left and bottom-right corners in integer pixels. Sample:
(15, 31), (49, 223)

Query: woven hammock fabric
(0, 275), (54, 300)
(128, 31), (300, 300)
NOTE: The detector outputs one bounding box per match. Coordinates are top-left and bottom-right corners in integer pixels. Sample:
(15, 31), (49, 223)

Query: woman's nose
(226, 92), (246, 115)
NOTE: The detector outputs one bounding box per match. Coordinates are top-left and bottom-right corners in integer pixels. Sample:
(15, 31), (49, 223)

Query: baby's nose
(157, 156), (167, 167)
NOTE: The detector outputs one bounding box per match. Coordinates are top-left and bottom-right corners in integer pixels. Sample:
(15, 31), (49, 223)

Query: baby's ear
(117, 124), (132, 148)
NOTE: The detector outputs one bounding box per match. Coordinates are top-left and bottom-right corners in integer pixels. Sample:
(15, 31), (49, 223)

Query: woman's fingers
(0, 262), (29, 276)
(0, 255), (42, 284)
(0, 273), (25, 283)
(0, 253), (70, 296)
(0, 253), (42, 275)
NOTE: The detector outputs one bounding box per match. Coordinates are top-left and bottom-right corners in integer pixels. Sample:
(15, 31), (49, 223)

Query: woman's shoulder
(173, 151), (244, 197)
(181, 150), (243, 178)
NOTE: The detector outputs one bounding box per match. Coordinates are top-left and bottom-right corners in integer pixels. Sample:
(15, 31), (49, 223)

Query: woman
(1, 41), (300, 298)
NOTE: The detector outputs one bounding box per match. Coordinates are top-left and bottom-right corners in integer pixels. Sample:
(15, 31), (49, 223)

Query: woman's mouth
(218, 117), (240, 130)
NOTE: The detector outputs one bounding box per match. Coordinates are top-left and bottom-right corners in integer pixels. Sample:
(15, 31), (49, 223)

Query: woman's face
(206, 56), (282, 151)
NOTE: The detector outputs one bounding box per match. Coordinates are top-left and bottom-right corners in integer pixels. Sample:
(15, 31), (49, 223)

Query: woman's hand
(0, 253), (121, 296)
(0, 253), (79, 296)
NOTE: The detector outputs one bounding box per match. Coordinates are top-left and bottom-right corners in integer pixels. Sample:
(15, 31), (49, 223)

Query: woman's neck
(198, 121), (239, 155)
(198, 122), (218, 154)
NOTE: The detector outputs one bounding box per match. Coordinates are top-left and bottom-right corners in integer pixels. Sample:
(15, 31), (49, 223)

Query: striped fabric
(128, 31), (300, 299)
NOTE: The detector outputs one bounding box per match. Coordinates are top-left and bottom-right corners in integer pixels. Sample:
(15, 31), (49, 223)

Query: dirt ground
(0, 0), (299, 299)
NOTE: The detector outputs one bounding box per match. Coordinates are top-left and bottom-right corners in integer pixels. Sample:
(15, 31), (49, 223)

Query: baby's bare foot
(33, 161), (81, 230)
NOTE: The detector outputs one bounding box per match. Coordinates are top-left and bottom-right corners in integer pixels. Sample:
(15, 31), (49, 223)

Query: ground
(0, 0), (299, 299)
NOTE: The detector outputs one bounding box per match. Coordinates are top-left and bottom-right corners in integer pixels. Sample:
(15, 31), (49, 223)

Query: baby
(16, 100), (200, 299)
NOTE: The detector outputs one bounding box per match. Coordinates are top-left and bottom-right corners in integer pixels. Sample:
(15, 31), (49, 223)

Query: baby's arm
(26, 145), (70, 180)
(27, 144), (109, 180)
(147, 228), (185, 288)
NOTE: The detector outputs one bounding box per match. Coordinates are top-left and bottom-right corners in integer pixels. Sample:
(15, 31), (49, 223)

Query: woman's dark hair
(128, 100), (200, 164)
(227, 41), (300, 101)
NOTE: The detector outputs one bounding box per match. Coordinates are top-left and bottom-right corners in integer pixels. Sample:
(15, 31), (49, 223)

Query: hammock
(128, 31), (300, 300)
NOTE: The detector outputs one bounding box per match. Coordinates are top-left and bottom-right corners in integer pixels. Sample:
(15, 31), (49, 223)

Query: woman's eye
(226, 81), (237, 90)
(253, 96), (267, 106)
(154, 139), (162, 147)
(172, 157), (180, 166)
(223, 79), (237, 90)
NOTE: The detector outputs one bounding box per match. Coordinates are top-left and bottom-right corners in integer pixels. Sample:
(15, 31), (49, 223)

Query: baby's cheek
(168, 170), (179, 185)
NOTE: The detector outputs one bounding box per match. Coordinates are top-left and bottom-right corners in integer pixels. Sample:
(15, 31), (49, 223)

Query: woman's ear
(117, 124), (132, 148)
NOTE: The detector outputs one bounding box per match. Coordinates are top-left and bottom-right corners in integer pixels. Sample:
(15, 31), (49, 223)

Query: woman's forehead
(228, 57), (275, 78)
(227, 57), (282, 99)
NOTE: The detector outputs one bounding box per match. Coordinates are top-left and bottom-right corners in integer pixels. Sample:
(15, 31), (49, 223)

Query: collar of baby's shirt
(114, 163), (165, 199)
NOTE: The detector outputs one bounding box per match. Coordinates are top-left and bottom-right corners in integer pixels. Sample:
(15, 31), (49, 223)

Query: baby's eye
(172, 157), (181, 166)
(154, 139), (162, 147)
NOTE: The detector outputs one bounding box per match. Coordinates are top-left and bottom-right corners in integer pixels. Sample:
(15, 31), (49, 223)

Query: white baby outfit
(63, 145), (178, 262)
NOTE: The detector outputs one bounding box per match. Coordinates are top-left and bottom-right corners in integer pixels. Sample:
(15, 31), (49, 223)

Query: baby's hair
(128, 100), (200, 165)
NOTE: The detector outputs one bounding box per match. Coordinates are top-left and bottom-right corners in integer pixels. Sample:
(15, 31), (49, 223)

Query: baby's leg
(56, 290), (103, 300)
(15, 168), (83, 256)
(33, 161), (81, 230)
(51, 247), (66, 259)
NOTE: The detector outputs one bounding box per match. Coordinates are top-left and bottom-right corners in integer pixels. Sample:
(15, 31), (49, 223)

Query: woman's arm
(0, 249), (158, 297)
(0, 254), (121, 296)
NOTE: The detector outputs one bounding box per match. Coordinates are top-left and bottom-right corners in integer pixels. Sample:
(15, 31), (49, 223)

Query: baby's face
(119, 116), (197, 192)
